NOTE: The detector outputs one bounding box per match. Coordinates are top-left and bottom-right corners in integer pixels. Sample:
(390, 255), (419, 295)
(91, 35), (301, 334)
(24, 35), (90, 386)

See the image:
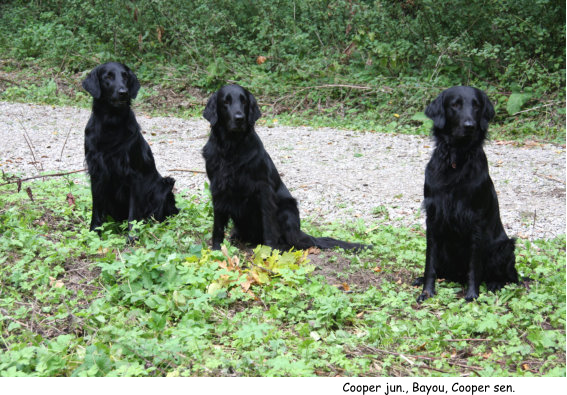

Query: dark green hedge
(1, 0), (564, 93)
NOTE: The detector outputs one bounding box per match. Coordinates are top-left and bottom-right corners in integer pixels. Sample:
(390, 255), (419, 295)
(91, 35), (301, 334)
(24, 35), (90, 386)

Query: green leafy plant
(0, 176), (564, 376)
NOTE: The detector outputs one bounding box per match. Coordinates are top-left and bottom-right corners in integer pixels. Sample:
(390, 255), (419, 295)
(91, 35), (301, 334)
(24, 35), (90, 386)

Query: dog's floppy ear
(246, 89), (261, 126)
(479, 89), (495, 131)
(126, 66), (141, 99)
(203, 91), (218, 126)
(425, 91), (446, 130)
(82, 65), (101, 99)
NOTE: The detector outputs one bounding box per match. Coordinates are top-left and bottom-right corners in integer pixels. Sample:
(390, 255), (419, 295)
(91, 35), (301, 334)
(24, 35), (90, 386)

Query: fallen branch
(0, 76), (22, 87)
(0, 168), (87, 187)
(535, 172), (565, 185)
(271, 83), (374, 110)
(513, 100), (564, 116)
(167, 168), (206, 174)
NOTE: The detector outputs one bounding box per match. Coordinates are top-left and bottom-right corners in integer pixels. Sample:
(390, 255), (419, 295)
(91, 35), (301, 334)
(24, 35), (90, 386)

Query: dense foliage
(0, 0), (565, 140)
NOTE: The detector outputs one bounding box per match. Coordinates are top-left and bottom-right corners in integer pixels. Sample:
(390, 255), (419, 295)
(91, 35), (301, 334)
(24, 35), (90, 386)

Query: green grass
(0, 175), (564, 377)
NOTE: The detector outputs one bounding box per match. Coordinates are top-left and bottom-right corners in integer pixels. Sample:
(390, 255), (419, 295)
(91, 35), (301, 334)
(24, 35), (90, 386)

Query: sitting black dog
(415, 86), (518, 302)
(82, 62), (178, 236)
(202, 84), (367, 251)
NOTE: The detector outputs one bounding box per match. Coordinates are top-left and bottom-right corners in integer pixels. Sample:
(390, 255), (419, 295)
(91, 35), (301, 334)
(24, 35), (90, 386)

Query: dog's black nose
(118, 89), (129, 100)
(234, 113), (245, 123)
(463, 119), (475, 130)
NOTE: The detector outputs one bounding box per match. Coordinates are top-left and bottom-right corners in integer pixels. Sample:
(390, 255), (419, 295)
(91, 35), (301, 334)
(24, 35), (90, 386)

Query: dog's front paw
(464, 288), (479, 302)
(416, 288), (435, 303)
(127, 234), (139, 245)
(412, 277), (425, 286)
(486, 281), (504, 292)
(212, 243), (222, 251)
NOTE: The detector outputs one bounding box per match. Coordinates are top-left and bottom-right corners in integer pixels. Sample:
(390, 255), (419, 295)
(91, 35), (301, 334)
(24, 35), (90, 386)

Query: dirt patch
(308, 250), (384, 292)
(62, 255), (101, 298)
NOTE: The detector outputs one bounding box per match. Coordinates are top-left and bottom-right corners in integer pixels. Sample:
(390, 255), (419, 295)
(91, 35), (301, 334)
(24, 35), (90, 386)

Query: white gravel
(0, 101), (565, 240)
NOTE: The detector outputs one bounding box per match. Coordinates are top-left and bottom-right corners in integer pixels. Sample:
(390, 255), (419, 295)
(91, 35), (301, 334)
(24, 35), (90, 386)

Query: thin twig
(512, 101), (564, 116)
(359, 345), (484, 371)
(246, 257), (279, 277)
(0, 169), (87, 187)
(271, 84), (372, 110)
(59, 125), (74, 162)
(535, 173), (565, 185)
(16, 110), (44, 173)
(0, 76), (21, 87)
(167, 168), (206, 174)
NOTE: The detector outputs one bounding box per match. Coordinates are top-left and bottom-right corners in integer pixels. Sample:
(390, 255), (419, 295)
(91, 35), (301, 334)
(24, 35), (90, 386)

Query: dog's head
(425, 86), (494, 146)
(203, 84), (261, 135)
(82, 62), (140, 108)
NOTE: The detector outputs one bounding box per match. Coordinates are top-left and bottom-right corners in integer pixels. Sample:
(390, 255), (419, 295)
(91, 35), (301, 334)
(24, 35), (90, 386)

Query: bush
(0, 1), (564, 141)
(1, 0), (563, 89)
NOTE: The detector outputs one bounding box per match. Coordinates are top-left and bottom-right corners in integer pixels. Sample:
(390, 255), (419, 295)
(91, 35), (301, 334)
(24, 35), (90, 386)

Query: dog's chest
(208, 154), (253, 192)
(87, 132), (146, 179)
(425, 161), (481, 223)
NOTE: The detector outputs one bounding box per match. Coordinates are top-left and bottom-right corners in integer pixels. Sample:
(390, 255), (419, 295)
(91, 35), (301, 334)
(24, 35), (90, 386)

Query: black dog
(202, 84), (367, 252)
(82, 62), (178, 235)
(415, 86), (518, 302)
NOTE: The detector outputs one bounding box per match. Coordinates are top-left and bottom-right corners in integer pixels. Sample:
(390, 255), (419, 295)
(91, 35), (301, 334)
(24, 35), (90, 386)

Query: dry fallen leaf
(49, 276), (64, 288)
(156, 26), (164, 42)
(26, 186), (34, 202)
(66, 192), (76, 207)
(256, 55), (267, 65)
(306, 247), (321, 255)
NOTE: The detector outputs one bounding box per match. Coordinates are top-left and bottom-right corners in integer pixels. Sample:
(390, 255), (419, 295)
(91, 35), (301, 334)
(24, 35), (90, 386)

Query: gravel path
(1, 101), (565, 240)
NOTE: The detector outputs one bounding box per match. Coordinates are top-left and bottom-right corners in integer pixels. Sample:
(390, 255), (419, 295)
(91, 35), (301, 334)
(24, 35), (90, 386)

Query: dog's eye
(122, 72), (128, 81)
(472, 101), (480, 110)
(240, 95), (247, 104)
(451, 101), (461, 109)
(104, 72), (114, 81)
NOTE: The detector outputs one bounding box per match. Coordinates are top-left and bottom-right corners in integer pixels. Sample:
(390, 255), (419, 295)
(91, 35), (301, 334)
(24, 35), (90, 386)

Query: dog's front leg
(417, 231), (437, 303)
(212, 207), (229, 250)
(259, 189), (279, 248)
(126, 188), (139, 244)
(89, 189), (104, 234)
(465, 237), (483, 301)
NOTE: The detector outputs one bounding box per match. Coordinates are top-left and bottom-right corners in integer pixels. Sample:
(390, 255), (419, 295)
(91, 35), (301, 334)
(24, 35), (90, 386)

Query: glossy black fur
(82, 62), (178, 235)
(202, 84), (367, 251)
(415, 86), (518, 302)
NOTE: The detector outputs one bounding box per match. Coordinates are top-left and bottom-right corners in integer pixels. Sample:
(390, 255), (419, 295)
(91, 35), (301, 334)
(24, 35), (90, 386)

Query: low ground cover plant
(0, 176), (564, 376)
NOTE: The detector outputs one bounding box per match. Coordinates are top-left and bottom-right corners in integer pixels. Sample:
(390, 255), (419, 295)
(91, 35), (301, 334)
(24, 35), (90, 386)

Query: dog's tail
(287, 230), (370, 252)
(312, 236), (371, 252)
(277, 197), (370, 252)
